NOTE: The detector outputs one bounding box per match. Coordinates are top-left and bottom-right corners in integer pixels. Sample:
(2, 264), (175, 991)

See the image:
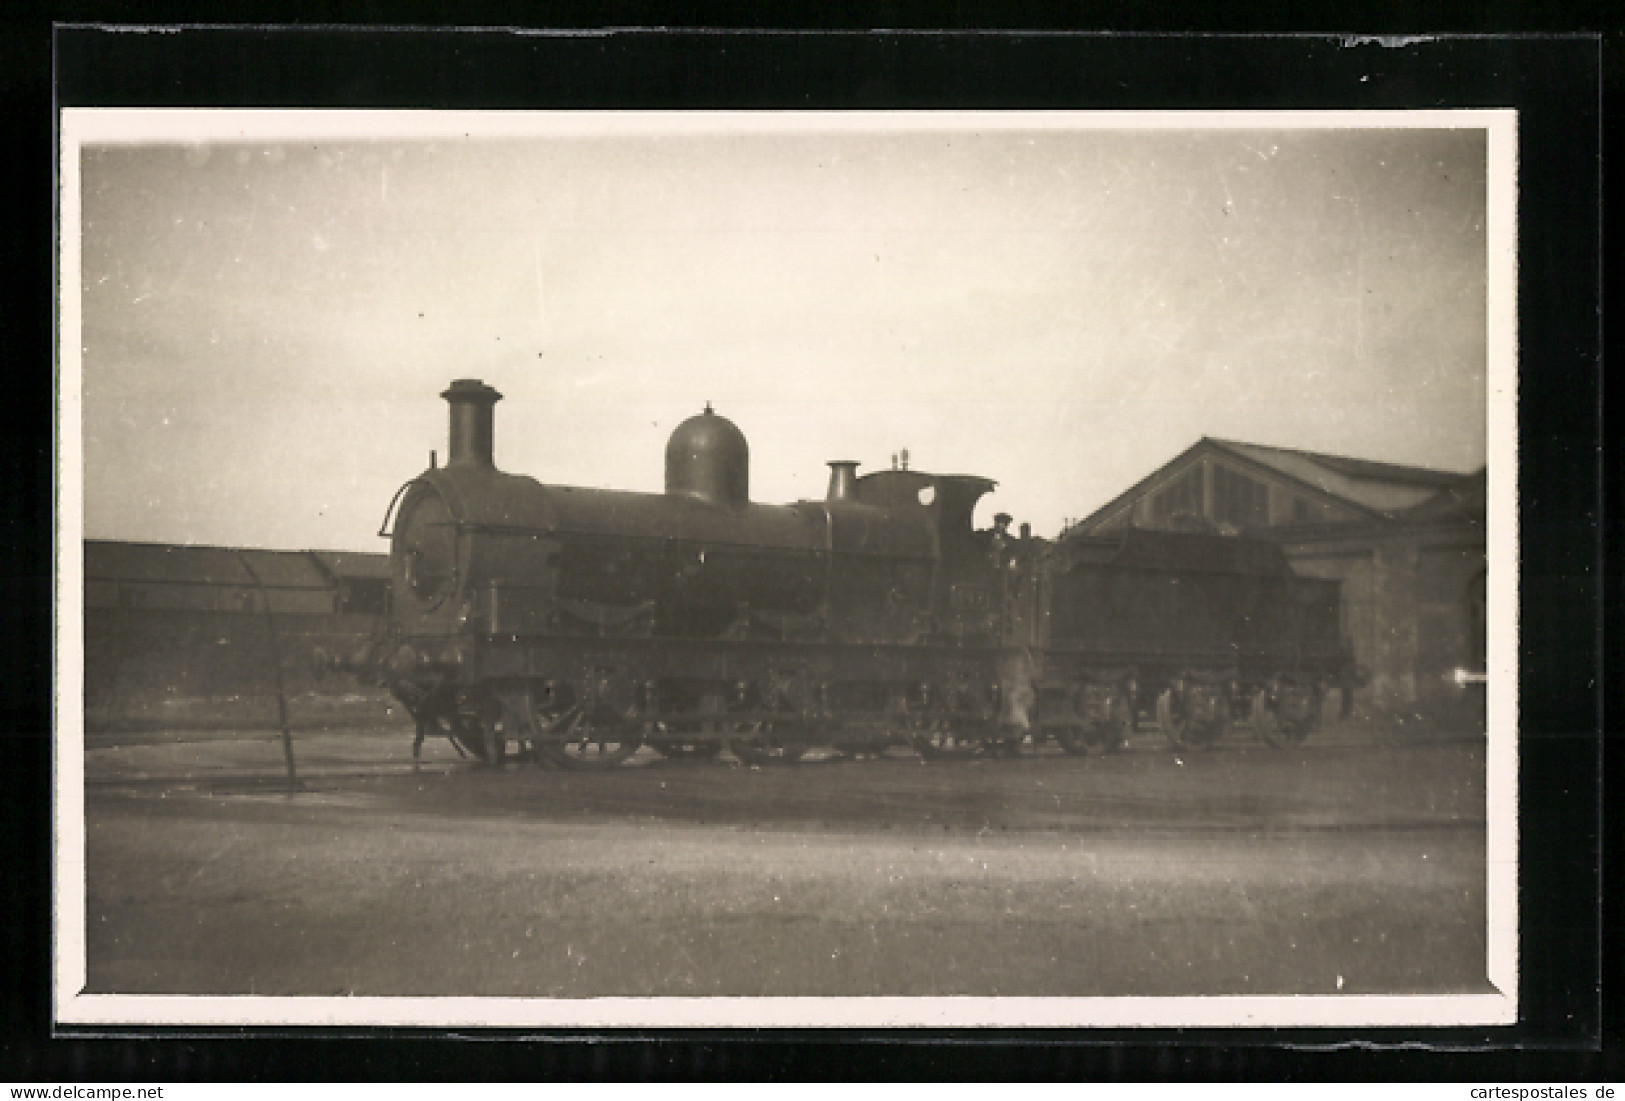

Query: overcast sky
(70, 113), (1495, 551)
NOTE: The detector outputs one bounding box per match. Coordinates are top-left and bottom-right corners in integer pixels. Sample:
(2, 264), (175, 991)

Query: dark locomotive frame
(328, 378), (1358, 767)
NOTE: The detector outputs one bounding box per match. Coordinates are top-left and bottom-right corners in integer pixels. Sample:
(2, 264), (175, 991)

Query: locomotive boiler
(356, 379), (1030, 766)
(336, 378), (1353, 767)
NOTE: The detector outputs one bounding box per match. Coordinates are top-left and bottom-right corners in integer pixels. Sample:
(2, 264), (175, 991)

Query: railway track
(79, 720), (1479, 819)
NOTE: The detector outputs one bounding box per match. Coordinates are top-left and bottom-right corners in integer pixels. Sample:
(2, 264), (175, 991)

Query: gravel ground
(77, 722), (1491, 1001)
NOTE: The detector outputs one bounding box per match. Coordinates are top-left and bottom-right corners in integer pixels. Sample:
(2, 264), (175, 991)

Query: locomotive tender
(338, 379), (1352, 767)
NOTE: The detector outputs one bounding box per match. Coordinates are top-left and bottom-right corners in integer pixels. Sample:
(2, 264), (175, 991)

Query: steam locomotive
(333, 379), (1353, 767)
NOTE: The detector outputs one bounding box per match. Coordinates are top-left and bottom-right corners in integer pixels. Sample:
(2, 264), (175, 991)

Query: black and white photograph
(56, 108), (1517, 1029)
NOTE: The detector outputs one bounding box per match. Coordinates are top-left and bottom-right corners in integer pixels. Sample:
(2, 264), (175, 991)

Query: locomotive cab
(847, 468), (1016, 642)
(852, 470), (995, 565)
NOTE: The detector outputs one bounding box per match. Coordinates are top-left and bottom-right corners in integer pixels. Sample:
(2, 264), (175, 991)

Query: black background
(5, 12), (1613, 1083)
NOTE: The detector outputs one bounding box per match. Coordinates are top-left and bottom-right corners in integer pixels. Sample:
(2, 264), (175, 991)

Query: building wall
(1283, 527), (1485, 729)
(87, 580), (338, 615)
(83, 607), (401, 732)
(1282, 546), (1377, 684)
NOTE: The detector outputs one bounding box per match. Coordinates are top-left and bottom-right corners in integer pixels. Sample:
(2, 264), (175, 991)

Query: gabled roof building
(1068, 438), (1487, 728)
(84, 541), (390, 615)
(82, 540), (394, 727)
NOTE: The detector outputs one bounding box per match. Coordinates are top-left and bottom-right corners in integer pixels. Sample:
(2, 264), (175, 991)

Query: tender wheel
(986, 733), (1027, 757)
(910, 717), (987, 760)
(1105, 695), (1134, 753)
(1278, 686), (1323, 742)
(829, 742), (869, 758)
(650, 691), (729, 761)
(1054, 696), (1128, 755)
(1053, 725), (1094, 756)
(1164, 685), (1229, 750)
(728, 721), (807, 765)
(1157, 688), (1190, 750)
(650, 740), (722, 761)
(1098, 695), (1137, 753)
(1197, 697), (1233, 748)
(1253, 688), (1283, 748)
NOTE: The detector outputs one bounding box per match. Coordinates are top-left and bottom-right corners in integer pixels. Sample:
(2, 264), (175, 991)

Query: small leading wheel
(1277, 686), (1323, 742)
(1156, 688), (1190, 750)
(1053, 725), (1094, 756)
(728, 721), (807, 765)
(544, 732), (641, 769)
(1252, 688), (1283, 748)
(1105, 695), (1134, 753)
(911, 717), (987, 760)
(986, 733), (1027, 758)
(541, 711), (641, 770)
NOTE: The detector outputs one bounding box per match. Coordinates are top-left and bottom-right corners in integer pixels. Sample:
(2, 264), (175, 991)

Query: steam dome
(665, 404), (749, 507)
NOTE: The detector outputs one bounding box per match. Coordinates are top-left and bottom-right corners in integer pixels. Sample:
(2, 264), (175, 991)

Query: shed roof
(1395, 467), (1488, 523)
(1206, 438), (1466, 514)
(1072, 437), (1480, 534)
(1208, 438), (1465, 489)
(84, 541), (378, 589)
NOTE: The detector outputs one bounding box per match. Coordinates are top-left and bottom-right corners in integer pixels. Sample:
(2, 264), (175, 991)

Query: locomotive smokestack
(826, 461), (859, 502)
(441, 379), (503, 468)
